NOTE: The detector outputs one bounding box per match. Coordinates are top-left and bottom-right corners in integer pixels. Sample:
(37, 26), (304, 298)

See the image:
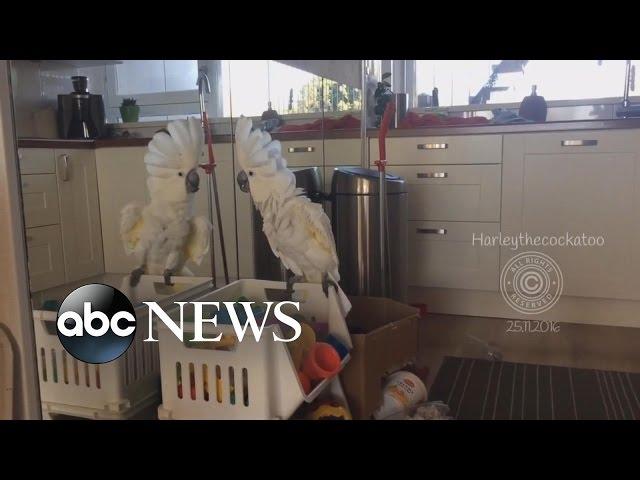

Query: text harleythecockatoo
(120, 117), (211, 286)
(235, 116), (340, 289)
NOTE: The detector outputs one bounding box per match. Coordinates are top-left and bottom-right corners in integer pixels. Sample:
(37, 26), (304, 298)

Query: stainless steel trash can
(252, 166), (323, 281)
(331, 167), (408, 302)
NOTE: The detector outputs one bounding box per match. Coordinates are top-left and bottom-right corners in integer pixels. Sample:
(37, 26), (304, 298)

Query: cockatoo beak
(186, 168), (200, 193)
(237, 170), (250, 193)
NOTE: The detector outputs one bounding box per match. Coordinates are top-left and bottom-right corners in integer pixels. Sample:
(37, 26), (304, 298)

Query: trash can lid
(331, 167), (407, 195)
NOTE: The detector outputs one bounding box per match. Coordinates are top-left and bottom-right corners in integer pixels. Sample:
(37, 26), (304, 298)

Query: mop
(197, 70), (229, 288)
(375, 100), (396, 298)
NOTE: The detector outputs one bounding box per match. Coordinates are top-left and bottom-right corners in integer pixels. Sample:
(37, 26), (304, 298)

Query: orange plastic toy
(302, 342), (341, 381)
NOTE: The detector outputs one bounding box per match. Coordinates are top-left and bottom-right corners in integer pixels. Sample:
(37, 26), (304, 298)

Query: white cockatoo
(120, 117), (211, 286)
(235, 116), (340, 292)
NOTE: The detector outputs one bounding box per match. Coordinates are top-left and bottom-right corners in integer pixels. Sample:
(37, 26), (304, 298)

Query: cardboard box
(340, 296), (420, 420)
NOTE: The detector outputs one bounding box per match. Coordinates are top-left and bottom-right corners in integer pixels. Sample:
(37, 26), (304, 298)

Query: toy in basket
(32, 274), (209, 420)
(156, 279), (353, 420)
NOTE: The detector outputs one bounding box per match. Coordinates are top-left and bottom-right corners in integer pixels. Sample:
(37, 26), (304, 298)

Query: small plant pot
(120, 105), (140, 123)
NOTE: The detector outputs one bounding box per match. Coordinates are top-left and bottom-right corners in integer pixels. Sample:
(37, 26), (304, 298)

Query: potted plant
(120, 98), (140, 123)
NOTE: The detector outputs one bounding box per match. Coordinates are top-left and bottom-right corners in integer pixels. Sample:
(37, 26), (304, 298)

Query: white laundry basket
(156, 279), (352, 420)
(33, 275), (210, 419)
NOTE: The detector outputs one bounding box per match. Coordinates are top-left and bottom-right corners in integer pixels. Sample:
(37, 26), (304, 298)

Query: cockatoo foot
(129, 267), (145, 287)
(322, 272), (338, 298)
(163, 269), (175, 286)
(285, 274), (304, 299)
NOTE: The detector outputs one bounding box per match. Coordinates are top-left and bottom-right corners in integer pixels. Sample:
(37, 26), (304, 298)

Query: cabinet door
(501, 133), (640, 300)
(25, 225), (65, 292)
(95, 147), (148, 274)
(55, 149), (104, 282)
(18, 148), (56, 174)
(388, 164), (501, 222)
(409, 221), (500, 291)
(21, 174), (60, 228)
(324, 138), (362, 166)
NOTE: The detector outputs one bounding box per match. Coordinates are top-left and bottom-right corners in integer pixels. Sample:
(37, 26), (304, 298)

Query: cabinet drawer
(370, 135), (502, 165)
(18, 148), (56, 174)
(21, 174), (60, 228)
(389, 164), (501, 222)
(409, 221), (499, 291)
(280, 140), (323, 166)
(324, 139), (362, 166)
(520, 130), (640, 155)
(25, 225), (65, 292)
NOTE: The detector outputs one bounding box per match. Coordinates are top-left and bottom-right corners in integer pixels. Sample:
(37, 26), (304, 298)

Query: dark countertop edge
(19, 119), (640, 149)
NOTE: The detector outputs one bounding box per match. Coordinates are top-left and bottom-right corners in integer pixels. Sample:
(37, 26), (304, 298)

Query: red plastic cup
(302, 342), (341, 381)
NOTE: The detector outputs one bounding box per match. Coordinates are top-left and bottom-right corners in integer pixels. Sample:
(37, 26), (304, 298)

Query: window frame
(105, 60), (200, 109)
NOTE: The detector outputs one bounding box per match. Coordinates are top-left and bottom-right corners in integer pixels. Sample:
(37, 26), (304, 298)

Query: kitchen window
(412, 60), (640, 108)
(104, 60), (361, 123)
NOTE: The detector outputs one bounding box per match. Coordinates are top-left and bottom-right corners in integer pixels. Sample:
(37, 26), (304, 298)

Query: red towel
(398, 112), (489, 129)
(277, 114), (361, 132)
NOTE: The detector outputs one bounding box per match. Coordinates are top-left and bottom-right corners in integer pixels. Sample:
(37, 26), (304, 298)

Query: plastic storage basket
(33, 275), (210, 419)
(156, 279), (353, 420)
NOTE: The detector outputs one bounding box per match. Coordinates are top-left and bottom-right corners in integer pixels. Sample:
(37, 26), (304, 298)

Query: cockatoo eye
(248, 171), (254, 176)
(178, 172), (183, 177)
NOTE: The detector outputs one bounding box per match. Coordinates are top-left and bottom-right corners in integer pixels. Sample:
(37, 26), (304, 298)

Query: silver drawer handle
(561, 139), (598, 147)
(288, 146), (315, 153)
(417, 228), (447, 235)
(59, 154), (70, 181)
(417, 172), (448, 179)
(418, 143), (448, 150)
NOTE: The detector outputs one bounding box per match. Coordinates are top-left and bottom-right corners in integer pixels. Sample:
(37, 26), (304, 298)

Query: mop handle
(376, 101), (396, 298)
(199, 111), (230, 286)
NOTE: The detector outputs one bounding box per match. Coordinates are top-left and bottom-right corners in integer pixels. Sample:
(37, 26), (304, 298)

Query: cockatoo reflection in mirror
(235, 116), (341, 297)
(120, 117), (212, 287)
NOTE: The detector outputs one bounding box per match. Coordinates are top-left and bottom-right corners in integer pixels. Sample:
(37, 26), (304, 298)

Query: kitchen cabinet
(279, 140), (323, 167)
(21, 174), (60, 228)
(25, 225), (65, 292)
(95, 147), (148, 276)
(371, 135), (503, 291)
(387, 164), (502, 222)
(501, 130), (640, 300)
(19, 147), (103, 291)
(409, 221), (500, 291)
(18, 148), (56, 174)
(324, 138), (362, 166)
(370, 134), (502, 166)
(55, 149), (104, 283)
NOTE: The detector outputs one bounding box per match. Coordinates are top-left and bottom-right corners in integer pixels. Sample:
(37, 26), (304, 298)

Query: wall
(0, 61), (41, 419)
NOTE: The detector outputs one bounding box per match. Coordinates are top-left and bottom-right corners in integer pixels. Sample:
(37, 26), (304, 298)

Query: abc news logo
(56, 284), (302, 364)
